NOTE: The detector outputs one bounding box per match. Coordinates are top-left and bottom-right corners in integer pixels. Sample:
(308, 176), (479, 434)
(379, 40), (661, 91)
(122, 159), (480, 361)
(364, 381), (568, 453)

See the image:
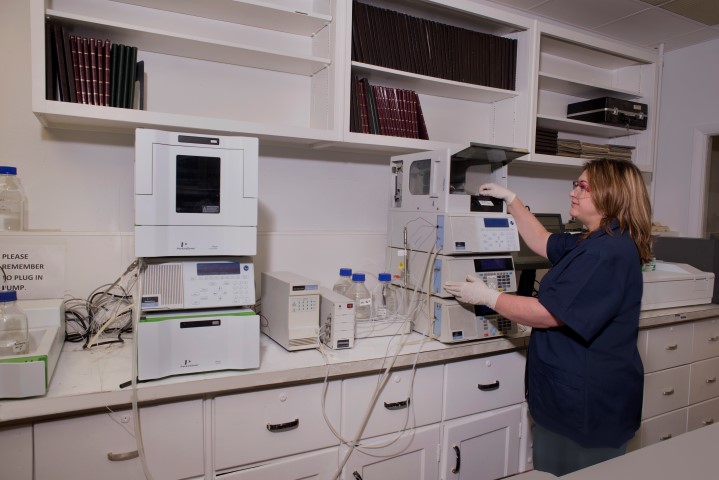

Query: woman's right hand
(479, 183), (516, 204)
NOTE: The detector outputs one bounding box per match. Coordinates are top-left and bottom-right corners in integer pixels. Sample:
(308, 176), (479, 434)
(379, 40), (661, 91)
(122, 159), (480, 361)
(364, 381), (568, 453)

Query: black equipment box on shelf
(567, 97), (648, 130)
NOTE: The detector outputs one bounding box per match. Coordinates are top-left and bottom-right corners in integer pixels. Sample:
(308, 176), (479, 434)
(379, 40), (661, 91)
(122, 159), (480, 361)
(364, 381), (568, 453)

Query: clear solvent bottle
(0, 290), (29, 356)
(346, 273), (371, 322)
(371, 273), (398, 321)
(332, 268), (353, 296)
(0, 166), (26, 231)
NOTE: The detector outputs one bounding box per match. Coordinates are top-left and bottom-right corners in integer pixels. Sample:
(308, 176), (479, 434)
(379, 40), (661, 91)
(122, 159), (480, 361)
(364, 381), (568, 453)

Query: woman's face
(570, 170), (602, 231)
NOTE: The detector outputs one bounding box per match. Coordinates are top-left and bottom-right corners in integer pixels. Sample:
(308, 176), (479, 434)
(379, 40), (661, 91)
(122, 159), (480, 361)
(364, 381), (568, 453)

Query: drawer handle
(107, 450), (139, 462)
(660, 433), (672, 441)
(703, 418), (715, 426)
(352, 471), (363, 480)
(478, 380), (500, 391)
(709, 336), (719, 342)
(452, 445), (461, 473)
(665, 344), (678, 351)
(706, 377), (717, 384)
(662, 388), (675, 396)
(384, 398), (410, 410)
(266, 418), (299, 433)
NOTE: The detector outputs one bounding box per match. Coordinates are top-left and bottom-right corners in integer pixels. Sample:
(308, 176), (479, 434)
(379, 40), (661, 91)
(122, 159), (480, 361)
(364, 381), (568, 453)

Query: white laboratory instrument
(0, 299), (65, 398)
(137, 307), (259, 381)
(388, 143), (526, 254)
(319, 287), (355, 350)
(414, 296), (517, 343)
(134, 129), (258, 257)
(388, 248), (517, 297)
(261, 272), (320, 351)
(641, 261), (715, 310)
(140, 257), (255, 311)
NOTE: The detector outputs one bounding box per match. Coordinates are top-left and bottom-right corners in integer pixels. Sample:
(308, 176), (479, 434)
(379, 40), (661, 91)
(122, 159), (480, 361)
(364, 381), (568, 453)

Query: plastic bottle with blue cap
(346, 273), (371, 321)
(0, 166), (26, 231)
(0, 290), (29, 356)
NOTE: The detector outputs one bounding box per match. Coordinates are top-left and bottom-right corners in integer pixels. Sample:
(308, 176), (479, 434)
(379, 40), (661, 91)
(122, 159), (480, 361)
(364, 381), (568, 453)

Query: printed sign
(0, 244), (64, 299)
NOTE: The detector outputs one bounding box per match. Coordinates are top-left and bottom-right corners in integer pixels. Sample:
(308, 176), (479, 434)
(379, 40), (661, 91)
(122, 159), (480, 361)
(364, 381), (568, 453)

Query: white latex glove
(443, 275), (501, 309)
(478, 183), (516, 205)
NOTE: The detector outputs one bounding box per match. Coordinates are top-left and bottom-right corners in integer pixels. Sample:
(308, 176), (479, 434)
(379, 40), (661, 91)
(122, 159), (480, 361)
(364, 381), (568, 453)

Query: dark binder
(44, 21), (58, 101)
(52, 23), (70, 102)
(60, 26), (77, 103)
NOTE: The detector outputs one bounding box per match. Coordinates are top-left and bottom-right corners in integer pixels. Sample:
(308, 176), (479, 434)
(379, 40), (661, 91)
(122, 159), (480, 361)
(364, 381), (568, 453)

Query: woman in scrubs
(444, 158), (653, 476)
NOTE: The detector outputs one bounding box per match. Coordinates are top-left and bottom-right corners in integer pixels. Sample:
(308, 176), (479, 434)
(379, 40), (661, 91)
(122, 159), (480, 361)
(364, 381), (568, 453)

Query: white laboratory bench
(1, 304), (717, 480)
(1, 304), (716, 425)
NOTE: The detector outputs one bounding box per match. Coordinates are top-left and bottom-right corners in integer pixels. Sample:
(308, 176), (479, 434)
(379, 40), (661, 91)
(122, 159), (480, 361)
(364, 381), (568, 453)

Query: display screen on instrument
(483, 218), (509, 228)
(473, 257), (514, 272)
(196, 262), (242, 276)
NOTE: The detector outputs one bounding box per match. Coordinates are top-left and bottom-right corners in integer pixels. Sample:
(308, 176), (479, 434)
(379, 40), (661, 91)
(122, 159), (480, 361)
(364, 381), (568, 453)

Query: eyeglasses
(572, 179), (591, 195)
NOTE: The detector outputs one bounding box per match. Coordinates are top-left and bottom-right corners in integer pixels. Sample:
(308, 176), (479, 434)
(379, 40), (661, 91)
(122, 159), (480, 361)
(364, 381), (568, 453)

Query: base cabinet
(33, 399), (205, 480)
(0, 425), (32, 480)
(440, 405), (522, 480)
(340, 424), (441, 480)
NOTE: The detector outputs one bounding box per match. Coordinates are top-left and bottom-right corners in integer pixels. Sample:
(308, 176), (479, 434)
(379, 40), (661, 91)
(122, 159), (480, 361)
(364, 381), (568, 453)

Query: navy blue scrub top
(530, 220), (644, 449)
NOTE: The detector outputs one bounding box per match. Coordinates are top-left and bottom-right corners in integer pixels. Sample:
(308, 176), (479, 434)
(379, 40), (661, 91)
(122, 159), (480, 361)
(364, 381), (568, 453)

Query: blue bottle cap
(351, 273), (365, 282)
(0, 166), (17, 175)
(0, 291), (18, 302)
(378, 273), (391, 282)
(339, 268), (352, 277)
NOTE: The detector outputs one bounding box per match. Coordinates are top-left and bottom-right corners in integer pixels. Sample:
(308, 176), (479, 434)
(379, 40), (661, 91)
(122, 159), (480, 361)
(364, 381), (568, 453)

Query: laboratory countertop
(1, 303), (717, 426)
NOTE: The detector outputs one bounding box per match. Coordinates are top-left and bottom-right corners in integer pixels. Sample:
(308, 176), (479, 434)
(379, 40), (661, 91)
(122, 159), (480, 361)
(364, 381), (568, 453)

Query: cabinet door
(642, 365), (690, 419)
(642, 323), (693, 373)
(441, 405), (522, 480)
(219, 447), (338, 480)
(0, 425), (32, 480)
(34, 399), (205, 480)
(214, 381), (341, 471)
(341, 364), (443, 440)
(444, 351), (526, 420)
(341, 424), (440, 480)
(689, 356), (719, 405)
(692, 318), (719, 362)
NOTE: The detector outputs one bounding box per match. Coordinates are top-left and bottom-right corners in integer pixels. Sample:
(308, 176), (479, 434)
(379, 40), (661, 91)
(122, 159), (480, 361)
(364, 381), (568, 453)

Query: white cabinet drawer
(342, 364), (443, 440)
(642, 365), (690, 419)
(214, 381), (341, 471)
(688, 397), (719, 431)
(689, 356), (719, 405)
(34, 400), (205, 480)
(641, 323), (693, 373)
(0, 425), (32, 480)
(692, 318), (719, 362)
(638, 408), (687, 448)
(443, 351), (526, 420)
(219, 447), (339, 479)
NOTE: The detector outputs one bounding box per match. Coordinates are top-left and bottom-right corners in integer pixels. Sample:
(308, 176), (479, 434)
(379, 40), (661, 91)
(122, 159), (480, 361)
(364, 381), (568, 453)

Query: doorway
(706, 136), (719, 237)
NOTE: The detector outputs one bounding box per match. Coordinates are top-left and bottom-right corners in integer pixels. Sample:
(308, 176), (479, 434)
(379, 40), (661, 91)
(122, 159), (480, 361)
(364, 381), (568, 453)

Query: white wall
(654, 37), (719, 236)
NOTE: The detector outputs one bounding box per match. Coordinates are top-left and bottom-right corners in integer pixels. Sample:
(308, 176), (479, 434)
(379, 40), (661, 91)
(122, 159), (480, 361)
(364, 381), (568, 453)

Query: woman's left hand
(443, 276), (501, 309)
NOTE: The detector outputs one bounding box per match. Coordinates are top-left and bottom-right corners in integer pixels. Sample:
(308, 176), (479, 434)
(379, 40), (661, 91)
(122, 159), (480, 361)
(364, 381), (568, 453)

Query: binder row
(350, 75), (429, 140)
(352, 1), (517, 90)
(46, 20), (143, 109)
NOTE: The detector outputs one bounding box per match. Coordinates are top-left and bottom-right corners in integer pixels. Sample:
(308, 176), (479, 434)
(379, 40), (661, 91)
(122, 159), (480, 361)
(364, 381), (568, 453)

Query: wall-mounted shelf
(47, 10), (330, 76)
(108, 0), (332, 36)
(352, 62), (518, 103)
(538, 72), (641, 100)
(537, 114), (643, 139)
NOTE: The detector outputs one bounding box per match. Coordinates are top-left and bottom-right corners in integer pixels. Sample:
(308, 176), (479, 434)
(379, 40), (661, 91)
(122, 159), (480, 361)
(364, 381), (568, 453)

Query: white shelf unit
(341, 0), (535, 154)
(30, 0), (344, 145)
(530, 31), (660, 172)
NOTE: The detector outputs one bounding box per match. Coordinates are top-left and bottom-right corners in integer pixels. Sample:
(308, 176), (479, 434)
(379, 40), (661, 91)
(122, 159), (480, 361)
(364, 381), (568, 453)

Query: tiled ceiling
(483, 0), (719, 51)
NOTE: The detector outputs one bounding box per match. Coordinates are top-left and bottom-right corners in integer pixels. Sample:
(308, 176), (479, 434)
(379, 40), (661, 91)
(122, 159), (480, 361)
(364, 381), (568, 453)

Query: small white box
(319, 288), (355, 349)
(0, 299), (65, 398)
